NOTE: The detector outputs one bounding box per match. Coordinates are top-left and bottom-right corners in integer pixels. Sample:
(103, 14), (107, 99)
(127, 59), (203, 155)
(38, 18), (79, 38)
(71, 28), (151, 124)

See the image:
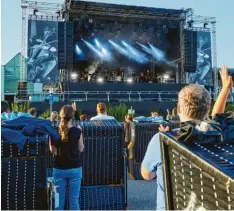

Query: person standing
(50, 105), (84, 210)
(50, 111), (59, 129)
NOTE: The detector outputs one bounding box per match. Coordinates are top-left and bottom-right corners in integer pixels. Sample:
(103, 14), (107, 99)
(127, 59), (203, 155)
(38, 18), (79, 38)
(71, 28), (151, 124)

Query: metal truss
(22, 1), (63, 21)
(211, 21), (218, 99)
(183, 9), (218, 89)
(20, 3), (27, 82)
(20, 0), (63, 83)
(179, 19), (186, 83)
(28, 14), (61, 22)
(67, 0), (186, 21)
(22, 1), (62, 11)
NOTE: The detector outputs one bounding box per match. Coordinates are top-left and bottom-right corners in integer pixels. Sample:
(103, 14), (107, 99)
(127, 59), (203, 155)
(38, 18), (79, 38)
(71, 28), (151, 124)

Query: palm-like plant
(107, 103), (128, 122)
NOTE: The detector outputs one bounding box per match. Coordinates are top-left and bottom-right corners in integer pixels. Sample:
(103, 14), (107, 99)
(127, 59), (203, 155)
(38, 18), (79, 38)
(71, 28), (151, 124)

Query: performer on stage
(138, 72), (147, 83)
(145, 69), (152, 82)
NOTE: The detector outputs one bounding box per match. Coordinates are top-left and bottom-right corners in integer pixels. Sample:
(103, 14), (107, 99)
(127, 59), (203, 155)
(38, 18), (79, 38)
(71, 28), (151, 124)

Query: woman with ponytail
(52, 105), (84, 210)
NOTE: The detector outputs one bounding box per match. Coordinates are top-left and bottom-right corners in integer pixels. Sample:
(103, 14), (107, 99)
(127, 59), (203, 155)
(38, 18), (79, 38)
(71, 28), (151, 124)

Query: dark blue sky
(2, 0), (234, 67)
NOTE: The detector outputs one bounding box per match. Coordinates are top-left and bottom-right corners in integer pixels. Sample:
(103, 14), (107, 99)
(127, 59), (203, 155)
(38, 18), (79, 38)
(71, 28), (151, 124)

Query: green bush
(107, 103), (128, 122)
(11, 102), (31, 113)
(39, 109), (50, 119)
(74, 108), (84, 120)
(225, 103), (234, 112)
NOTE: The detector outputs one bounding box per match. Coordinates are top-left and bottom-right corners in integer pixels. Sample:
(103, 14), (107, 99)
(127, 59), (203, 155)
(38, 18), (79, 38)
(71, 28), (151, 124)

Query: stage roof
(67, 0), (187, 20)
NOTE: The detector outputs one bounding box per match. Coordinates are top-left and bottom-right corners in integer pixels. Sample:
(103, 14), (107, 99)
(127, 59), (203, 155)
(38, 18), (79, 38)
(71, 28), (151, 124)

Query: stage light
(71, 73), (78, 80)
(33, 9), (38, 16)
(97, 77), (104, 83)
(126, 78), (133, 83)
(187, 20), (194, 28)
(75, 45), (82, 55)
(89, 19), (93, 23)
(55, 10), (61, 17)
(163, 74), (170, 79)
(203, 23), (208, 28)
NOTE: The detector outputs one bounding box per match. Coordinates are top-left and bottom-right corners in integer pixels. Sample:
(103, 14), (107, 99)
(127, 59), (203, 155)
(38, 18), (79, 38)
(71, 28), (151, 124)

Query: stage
(15, 0), (218, 103)
(67, 82), (186, 92)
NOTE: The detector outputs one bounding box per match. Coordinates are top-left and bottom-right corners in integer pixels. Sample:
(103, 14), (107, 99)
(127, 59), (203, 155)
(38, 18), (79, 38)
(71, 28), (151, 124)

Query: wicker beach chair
(160, 133), (234, 210)
(128, 121), (180, 179)
(1, 135), (50, 210)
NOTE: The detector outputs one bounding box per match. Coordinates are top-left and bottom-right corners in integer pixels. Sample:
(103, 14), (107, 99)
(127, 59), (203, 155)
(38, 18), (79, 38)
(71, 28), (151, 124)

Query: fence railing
(15, 90), (232, 103)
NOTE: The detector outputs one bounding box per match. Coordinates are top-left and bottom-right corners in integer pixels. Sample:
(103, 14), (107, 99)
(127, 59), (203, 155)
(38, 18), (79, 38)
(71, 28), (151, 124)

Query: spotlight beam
(95, 39), (102, 49)
(109, 40), (129, 56)
(149, 44), (165, 61)
(83, 39), (112, 61)
(83, 40), (104, 57)
(137, 42), (152, 54)
(75, 45), (82, 55)
(121, 41), (148, 63)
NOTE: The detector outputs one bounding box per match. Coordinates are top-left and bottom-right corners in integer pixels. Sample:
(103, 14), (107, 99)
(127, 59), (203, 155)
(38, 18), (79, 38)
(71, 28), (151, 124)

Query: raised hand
(220, 65), (233, 89)
(71, 102), (77, 111)
(159, 124), (170, 132)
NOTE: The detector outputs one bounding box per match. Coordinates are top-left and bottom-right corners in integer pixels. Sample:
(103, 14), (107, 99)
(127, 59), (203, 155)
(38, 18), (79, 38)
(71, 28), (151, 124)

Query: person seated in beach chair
(141, 65), (233, 210)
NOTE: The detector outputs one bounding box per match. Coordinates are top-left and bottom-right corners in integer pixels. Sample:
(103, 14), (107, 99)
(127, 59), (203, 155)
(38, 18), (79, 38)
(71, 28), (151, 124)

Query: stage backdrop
(27, 20), (59, 84)
(188, 31), (213, 86)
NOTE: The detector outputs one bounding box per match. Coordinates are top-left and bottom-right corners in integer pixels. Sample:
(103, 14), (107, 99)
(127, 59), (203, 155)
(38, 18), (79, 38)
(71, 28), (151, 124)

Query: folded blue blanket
(1, 112), (33, 121)
(133, 116), (165, 123)
(2, 116), (60, 150)
(1, 128), (27, 150)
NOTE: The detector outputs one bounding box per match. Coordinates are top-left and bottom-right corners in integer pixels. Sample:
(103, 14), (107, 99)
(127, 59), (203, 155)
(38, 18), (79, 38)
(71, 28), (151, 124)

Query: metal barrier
(15, 89), (226, 103)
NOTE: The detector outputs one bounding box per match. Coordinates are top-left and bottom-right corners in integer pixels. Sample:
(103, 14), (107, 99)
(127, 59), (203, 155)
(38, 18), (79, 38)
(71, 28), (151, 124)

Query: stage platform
(68, 82), (186, 92)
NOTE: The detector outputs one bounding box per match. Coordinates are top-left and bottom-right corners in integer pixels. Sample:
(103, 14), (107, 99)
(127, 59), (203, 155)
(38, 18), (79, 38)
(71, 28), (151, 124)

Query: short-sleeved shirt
(54, 127), (82, 169)
(90, 114), (115, 121)
(142, 133), (165, 210)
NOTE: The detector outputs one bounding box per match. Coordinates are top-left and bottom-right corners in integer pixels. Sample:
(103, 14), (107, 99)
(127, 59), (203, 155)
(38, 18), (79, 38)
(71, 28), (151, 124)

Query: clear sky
(1, 0), (234, 67)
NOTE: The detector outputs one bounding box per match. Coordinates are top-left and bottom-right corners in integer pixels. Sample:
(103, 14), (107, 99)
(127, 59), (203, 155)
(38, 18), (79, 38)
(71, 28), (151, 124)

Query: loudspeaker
(184, 30), (197, 72)
(16, 81), (28, 100)
(58, 22), (74, 69)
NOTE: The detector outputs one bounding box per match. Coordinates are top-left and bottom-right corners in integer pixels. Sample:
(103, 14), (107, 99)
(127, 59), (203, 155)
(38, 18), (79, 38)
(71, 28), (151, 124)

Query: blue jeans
(53, 168), (82, 210)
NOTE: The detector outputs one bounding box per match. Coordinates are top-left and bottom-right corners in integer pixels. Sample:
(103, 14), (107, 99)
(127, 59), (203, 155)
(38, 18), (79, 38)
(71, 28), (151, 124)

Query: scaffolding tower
(20, 0), (63, 82)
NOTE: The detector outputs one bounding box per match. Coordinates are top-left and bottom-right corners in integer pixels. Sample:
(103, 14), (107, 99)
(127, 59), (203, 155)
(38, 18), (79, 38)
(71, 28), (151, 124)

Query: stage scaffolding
(184, 10), (218, 95)
(20, 0), (63, 82)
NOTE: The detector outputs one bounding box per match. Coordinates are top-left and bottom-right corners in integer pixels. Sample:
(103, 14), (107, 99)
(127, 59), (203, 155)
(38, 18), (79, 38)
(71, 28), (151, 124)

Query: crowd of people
(1, 65), (233, 210)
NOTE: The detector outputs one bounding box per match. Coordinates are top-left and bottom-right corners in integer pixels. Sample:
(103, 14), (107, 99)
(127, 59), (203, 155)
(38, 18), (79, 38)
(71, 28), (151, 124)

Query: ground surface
(127, 178), (156, 210)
